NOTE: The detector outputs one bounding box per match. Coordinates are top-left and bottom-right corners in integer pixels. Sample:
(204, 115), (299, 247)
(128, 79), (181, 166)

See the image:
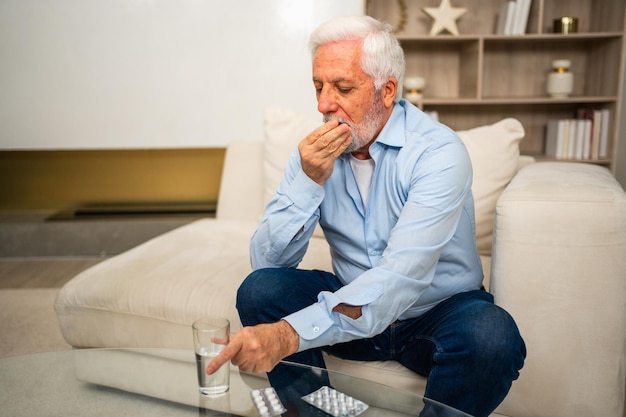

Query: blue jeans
(237, 268), (526, 417)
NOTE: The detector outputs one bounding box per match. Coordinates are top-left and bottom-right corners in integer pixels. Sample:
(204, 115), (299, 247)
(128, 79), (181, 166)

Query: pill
(250, 387), (287, 417)
(301, 386), (369, 417)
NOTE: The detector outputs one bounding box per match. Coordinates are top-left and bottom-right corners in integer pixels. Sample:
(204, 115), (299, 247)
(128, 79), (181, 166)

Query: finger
(206, 338), (241, 375)
(318, 123), (351, 151)
(325, 128), (352, 154)
(305, 119), (340, 147)
(334, 134), (353, 154)
(211, 335), (229, 346)
(318, 119), (341, 138)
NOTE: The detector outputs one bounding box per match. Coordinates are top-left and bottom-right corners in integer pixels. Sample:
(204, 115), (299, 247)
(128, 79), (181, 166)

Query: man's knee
(236, 268), (283, 326)
(466, 303), (526, 376)
(236, 268), (284, 313)
(236, 268), (336, 326)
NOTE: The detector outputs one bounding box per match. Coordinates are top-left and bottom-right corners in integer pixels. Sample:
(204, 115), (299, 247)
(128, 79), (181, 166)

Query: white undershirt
(349, 155), (375, 208)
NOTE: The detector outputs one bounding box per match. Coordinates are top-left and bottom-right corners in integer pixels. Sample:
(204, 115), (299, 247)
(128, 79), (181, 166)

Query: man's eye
(338, 87), (352, 94)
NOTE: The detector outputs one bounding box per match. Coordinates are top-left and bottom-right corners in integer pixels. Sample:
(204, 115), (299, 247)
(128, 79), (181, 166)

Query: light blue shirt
(250, 100), (483, 352)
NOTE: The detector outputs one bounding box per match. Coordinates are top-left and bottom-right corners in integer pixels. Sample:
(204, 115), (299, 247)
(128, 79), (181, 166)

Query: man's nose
(317, 89), (338, 114)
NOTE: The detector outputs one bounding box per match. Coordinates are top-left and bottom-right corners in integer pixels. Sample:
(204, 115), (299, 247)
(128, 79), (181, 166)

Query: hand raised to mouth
(298, 119), (352, 185)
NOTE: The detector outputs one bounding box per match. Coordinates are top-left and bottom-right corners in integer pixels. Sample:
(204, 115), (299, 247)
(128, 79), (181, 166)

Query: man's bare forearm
(332, 303), (363, 319)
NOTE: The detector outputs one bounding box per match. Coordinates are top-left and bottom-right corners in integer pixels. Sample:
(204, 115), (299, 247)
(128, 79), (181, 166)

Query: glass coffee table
(0, 348), (471, 416)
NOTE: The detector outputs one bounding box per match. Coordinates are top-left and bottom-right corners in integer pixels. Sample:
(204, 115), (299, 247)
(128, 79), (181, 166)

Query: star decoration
(423, 0), (467, 36)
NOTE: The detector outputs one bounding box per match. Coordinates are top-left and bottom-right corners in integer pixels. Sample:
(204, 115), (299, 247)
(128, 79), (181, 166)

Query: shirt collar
(372, 100), (408, 149)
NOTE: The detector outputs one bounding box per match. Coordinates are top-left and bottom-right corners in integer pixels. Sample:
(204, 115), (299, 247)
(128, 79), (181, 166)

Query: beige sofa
(55, 110), (626, 417)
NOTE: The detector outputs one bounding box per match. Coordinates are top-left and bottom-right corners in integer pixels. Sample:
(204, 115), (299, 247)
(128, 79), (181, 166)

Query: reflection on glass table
(0, 348), (472, 416)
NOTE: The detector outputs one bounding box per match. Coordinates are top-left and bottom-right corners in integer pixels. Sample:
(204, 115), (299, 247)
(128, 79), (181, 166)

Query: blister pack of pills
(301, 386), (369, 417)
(250, 387), (287, 417)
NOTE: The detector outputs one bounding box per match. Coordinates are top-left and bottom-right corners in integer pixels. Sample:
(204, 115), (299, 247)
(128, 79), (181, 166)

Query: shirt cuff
(283, 303), (334, 352)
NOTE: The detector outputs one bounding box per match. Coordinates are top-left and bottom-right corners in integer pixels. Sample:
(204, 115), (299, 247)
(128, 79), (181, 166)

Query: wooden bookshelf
(366, 0), (626, 169)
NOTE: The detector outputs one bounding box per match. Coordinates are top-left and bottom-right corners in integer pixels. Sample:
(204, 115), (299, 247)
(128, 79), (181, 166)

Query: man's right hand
(205, 320), (299, 375)
(298, 119), (352, 185)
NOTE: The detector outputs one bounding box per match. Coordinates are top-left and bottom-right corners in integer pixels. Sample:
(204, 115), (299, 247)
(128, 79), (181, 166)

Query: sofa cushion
(263, 107), (321, 206)
(54, 219), (258, 349)
(54, 218), (334, 349)
(264, 107), (324, 238)
(264, 107), (524, 256)
(456, 118), (524, 255)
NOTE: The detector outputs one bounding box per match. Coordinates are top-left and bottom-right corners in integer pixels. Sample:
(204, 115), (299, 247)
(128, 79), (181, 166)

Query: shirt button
(312, 326), (320, 333)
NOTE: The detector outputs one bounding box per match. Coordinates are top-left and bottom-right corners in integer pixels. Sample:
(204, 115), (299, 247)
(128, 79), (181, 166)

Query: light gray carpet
(0, 288), (71, 358)
(0, 257), (107, 358)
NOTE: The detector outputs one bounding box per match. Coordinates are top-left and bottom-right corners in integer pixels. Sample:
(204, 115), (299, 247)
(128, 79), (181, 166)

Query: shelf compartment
(422, 96), (618, 105)
(482, 36), (622, 98)
(541, 0), (626, 33)
(422, 102), (614, 156)
(402, 38), (480, 99)
(367, 0), (625, 36)
(532, 155), (612, 165)
(367, 0), (476, 36)
(368, 0), (538, 36)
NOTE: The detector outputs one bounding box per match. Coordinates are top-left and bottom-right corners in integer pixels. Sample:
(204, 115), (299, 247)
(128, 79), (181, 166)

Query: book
(496, 1), (517, 35)
(591, 110), (602, 160)
(576, 108), (595, 160)
(545, 119), (560, 158)
(555, 119), (571, 159)
(565, 119), (577, 159)
(574, 119), (586, 160)
(512, 0), (531, 35)
(580, 119), (593, 159)
(544, 108), (611, 161)
(599, 109), (610, 159)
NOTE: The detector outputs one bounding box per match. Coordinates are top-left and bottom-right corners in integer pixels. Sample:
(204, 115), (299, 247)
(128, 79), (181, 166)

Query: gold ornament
(393, 0), (408, 34)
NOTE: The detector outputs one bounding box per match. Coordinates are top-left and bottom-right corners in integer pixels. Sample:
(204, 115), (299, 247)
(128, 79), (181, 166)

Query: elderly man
(208, 15), (526, 417)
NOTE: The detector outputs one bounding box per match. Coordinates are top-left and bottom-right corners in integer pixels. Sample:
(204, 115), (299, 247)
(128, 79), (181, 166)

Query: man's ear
(382, 78), (398, 108)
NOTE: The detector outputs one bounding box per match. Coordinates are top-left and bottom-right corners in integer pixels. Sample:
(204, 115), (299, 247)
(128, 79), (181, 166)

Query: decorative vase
(403, 76), (426, 104)
(546, 59), (573, 98)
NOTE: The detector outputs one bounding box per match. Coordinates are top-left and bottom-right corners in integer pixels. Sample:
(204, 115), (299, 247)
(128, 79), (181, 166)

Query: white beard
(323, 92), (386, 154)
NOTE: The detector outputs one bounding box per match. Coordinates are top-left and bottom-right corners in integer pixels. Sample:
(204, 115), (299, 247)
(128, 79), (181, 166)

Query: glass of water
(192, 317), (230, 397)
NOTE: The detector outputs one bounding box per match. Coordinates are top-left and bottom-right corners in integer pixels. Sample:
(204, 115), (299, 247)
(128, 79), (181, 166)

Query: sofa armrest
(216, 141), (265, 222)
(490, 162), (626, 417)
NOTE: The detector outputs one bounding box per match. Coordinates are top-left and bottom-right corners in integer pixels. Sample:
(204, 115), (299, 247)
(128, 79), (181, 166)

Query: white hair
(309, 15), (405, 100)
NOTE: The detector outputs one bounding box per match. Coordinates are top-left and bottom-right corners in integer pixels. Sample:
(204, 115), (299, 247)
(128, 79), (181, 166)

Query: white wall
(0, 0), (363, 149)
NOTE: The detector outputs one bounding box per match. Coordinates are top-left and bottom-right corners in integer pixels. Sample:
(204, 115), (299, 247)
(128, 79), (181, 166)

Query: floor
(0, 210), (202, 258)
(0, 257), (105, 288)
(0, 256), (106, 358)
(0, 210), (208, 288)
(0, 211), (205, 358)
